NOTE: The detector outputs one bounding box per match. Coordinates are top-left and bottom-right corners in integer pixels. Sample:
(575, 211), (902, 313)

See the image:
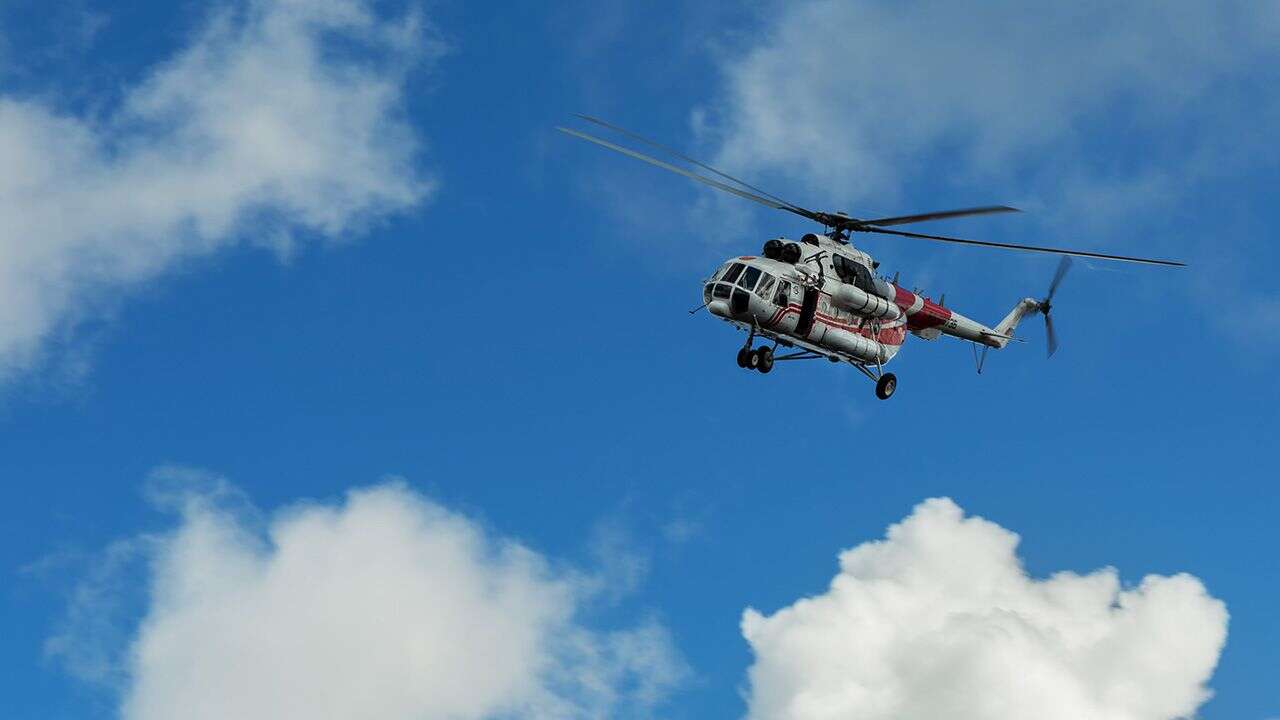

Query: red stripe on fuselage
(893, 286), (952, 331)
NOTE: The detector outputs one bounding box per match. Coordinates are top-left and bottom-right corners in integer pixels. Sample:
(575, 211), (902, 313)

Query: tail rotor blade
(1045, 313), (1059, 358)
(1046, 256), (1072, 303)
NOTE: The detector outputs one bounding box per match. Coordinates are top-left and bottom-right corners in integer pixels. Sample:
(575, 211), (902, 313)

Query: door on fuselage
(796, 286), (819, 337)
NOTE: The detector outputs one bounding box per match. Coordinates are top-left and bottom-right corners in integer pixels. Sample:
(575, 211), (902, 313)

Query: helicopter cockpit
(704, 260), (794, 316)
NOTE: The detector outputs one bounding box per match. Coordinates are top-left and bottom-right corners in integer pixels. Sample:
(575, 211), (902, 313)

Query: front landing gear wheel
(875, 373), (897, 400)
(737, 347), (751, 368)
(756, 347), (774, 374)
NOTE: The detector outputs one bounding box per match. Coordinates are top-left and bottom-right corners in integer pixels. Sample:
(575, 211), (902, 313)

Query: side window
(738, 266), (762, 291)
(833, 255), (876, 293)
(831, 255), (847, 282)
(774, 281), (791, 307)
(852, 263), (875, 293)
(832, 255), (857, 284)
(756, 274), (775, 299)
(722, 263), (745, 284)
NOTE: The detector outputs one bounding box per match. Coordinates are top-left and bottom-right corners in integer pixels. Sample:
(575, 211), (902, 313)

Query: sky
(1, 1), (1277, 719)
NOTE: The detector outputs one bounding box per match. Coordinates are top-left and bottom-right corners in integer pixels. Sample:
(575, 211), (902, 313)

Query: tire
(875, 372), (897, 400)
(757, 347), (774, 373)
(747, 348), (761, 369)
(737, 347), (751, 368)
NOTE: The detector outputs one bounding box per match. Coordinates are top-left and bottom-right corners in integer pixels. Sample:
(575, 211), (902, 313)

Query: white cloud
(0, 0), (436, 381)
(741, 498), (1228, 720)
(49, 472), (687, 720)
(706, 2), (1279, 208)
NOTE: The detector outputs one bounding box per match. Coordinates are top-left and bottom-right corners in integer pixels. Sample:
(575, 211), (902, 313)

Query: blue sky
(1, 2), (1277, 719)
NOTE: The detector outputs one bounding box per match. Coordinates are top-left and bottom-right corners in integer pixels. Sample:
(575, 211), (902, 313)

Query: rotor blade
(575, 114), (812, 215)
(857, 226), (1186, 267)
(556, 127), (816, 220)
(859, 206), (1021, 227)
(1046, 256), (1072, 302)
(1045, 313), (1059, 358)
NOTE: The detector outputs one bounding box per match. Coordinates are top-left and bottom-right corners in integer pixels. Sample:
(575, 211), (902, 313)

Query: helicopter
(557, 116), (1184, 400)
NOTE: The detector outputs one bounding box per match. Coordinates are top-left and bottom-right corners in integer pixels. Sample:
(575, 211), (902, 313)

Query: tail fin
(991, 298), (1040, 348)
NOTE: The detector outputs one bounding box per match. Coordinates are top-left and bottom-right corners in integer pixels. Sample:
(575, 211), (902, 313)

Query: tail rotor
(1037, 257), (1072, 358)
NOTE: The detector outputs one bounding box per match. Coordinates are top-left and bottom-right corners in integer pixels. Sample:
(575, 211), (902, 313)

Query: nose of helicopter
(704, 280), (729, 318)
(704, 279), (753, 319)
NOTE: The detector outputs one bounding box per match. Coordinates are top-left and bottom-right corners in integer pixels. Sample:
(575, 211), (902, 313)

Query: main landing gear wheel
(735, 346), (774, 373)
(755, 347), (774, 373)
(875, 373), (897, 400)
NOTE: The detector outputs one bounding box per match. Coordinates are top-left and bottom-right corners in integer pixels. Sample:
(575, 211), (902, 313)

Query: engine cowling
(779, 242), (802, 264)
(831, 283), (902, 321)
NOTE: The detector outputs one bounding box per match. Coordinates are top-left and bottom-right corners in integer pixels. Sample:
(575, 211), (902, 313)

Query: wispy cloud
(705, 2), (1278, 209)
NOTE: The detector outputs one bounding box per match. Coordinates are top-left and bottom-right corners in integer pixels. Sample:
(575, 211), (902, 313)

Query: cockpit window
(722, 263), (745, 284)
(738, 266), (762, 291)
(756, 274), (775, 299)
(774, 280), (791, 307)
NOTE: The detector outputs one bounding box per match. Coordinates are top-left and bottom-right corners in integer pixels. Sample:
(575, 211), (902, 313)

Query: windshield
(738, 266), (762, 291)
(722, 263), (745, 284)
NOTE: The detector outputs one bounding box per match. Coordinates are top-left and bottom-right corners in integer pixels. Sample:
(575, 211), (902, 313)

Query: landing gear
(875, 372), (897, 400)
(735, 345), (774, 373)
(756, 346), (774, 373)
(852, 362), (899, 400)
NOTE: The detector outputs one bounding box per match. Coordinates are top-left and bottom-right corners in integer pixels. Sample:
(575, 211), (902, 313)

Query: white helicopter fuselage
(704, 232), (1037, 369)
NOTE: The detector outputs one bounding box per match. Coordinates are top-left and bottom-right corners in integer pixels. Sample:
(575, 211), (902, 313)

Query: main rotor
(557, 115), (1185, 268)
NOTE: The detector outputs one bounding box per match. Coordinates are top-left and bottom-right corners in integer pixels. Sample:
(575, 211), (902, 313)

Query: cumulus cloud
(0, 0), (436, 381)
(741, 498), (1228, 720)
(707, 2), (1279, 207)
(49, 473), (687, 720)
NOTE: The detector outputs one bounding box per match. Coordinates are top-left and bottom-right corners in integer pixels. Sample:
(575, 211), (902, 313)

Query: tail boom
(990, 298), (1042, 348)
(892, 285), (1032, 349)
